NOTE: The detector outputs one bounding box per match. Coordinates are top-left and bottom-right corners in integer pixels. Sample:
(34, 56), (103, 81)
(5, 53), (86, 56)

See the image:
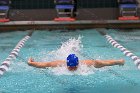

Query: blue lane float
(0, 31), (33, 77)
(98, 29), (140, 69)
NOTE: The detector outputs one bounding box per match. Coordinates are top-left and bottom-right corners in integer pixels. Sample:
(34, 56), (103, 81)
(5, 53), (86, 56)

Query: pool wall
(0, 8), (140, 31)
(10, 8), (119, 21)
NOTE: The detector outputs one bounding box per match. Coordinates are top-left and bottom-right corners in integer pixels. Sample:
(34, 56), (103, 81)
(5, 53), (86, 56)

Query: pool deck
(0, 20), (140, 31)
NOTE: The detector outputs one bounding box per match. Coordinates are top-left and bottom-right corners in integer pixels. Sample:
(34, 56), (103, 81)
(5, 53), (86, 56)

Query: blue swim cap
(67, 54), (79, 67)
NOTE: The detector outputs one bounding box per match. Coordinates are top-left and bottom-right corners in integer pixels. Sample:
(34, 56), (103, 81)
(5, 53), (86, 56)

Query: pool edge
(0, 20), (140, 31)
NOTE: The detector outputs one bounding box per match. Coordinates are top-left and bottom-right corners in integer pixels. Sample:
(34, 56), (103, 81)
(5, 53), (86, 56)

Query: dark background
(11, 0), (118, 9)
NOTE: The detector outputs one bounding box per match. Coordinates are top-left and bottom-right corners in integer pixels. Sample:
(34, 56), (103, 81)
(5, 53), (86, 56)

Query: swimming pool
(0, 29), (140, 93)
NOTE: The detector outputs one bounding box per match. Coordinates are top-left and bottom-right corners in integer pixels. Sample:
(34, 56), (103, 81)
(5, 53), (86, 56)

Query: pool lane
(0, 31), (33, 77)
(0, 30), (140, 93)
(96, 29), (140, 69)
(96, 29), (140, 91)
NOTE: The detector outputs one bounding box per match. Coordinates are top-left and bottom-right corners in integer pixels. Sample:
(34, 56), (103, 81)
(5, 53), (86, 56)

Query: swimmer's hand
(28, 57), (34, 65)
(118, 59), (125, 66)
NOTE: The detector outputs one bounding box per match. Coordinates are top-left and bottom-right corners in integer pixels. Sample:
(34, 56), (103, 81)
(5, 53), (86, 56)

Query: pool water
(0, 29), (140, 93)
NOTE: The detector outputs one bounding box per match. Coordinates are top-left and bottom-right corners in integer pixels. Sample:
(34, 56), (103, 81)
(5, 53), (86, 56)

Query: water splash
(43, 36), (83, 61)
(12, 36), (96, 75)
(43, 36), (96, 75)
(49, 64), (96, 76)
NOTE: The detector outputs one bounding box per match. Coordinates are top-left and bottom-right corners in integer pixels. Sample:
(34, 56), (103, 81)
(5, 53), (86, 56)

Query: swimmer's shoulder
(80, 60), (95, 66)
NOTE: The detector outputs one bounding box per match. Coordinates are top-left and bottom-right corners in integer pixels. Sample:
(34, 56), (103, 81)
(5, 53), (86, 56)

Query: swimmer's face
(67, 66), (78, 71)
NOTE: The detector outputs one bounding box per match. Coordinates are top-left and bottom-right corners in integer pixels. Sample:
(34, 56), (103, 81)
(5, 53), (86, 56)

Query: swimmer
(28, 54), (125, 71)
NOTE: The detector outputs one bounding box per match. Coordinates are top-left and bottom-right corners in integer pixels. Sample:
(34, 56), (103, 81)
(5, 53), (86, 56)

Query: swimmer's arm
(81, 60), (96, 66)
(28, 58), (65, 68)
(81, 59), (125, 68)
(81, 60), (109, 68)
